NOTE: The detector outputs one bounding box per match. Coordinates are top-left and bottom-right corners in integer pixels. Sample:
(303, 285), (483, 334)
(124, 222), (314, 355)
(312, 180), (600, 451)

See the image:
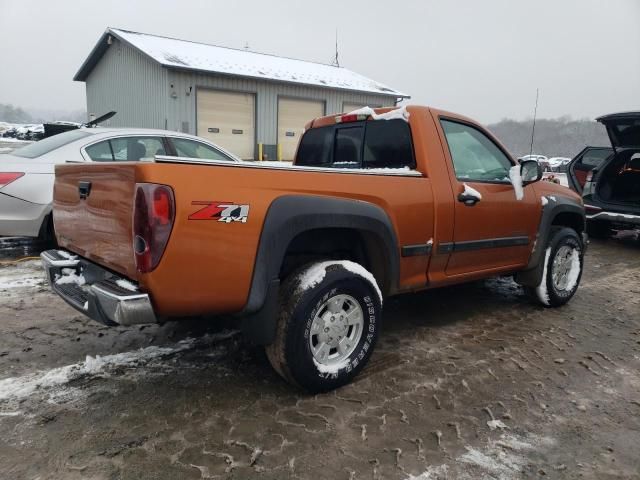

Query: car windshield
(11, 129), (92, 158)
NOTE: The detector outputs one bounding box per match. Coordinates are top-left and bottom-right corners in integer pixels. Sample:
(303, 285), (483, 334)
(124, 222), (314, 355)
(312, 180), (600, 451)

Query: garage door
(278, 98), (324, 161)
(197, 90), (255, 160)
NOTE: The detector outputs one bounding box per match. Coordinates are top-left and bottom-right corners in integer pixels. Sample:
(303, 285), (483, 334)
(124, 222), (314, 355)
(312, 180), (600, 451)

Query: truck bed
(53, 160), (433, 317)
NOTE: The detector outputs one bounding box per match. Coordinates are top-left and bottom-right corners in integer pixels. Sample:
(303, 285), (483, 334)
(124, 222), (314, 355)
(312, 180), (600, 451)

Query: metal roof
(74, 28), (409, 98)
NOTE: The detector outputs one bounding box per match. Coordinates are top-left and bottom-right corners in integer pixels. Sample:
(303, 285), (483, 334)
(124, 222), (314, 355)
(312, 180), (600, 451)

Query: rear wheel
(586, 220), (612, 239)
(527, 227), (583, 307)
(266, 261), (382, 393)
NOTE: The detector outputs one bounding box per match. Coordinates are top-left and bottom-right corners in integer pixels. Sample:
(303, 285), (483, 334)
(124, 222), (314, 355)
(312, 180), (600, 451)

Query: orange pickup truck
(42, 106), (587, 392)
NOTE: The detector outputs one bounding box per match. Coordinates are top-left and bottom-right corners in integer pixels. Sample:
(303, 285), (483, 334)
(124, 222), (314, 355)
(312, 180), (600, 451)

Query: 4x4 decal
(189, 201), (250, 223)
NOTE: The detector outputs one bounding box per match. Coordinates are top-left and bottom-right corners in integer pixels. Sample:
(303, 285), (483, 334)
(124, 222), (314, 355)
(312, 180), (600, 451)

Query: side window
(440, 120), (512, 182)
(170, 138), (234, 161)
(85, 140), (114, 162)
(334, 127), (363, 166)
(363, 119), (415, 169)
(110, 137), (164, 161)
(580, 149), (612, 168)
(296, 126), (333, 167)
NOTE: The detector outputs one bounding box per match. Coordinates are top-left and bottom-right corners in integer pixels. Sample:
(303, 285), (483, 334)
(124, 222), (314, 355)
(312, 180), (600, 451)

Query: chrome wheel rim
(309, 294), (364, 367)
(552, 245), (578, 291)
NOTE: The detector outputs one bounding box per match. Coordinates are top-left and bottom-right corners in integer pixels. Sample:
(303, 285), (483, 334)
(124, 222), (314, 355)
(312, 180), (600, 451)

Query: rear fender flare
(240, 195), (399, 344)
(244, 195), (399, 314)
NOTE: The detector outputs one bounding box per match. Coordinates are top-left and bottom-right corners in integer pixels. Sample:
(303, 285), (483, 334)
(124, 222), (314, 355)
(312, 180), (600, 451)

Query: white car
(547, 156), (572, 172)
(0, 128), (240, 239)
(518, 154), (550, 171)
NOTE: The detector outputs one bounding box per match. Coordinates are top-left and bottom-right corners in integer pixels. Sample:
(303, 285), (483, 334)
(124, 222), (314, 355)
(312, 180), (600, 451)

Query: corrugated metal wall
(84, 38), (398, 155)
(85, 39), (168, 129)
(167, 69), (395, 144)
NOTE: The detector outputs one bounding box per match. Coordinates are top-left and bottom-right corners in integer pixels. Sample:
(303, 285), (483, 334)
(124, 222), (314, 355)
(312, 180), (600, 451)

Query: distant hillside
(0, 103), (86, 124)
(487, 117), (610, 159)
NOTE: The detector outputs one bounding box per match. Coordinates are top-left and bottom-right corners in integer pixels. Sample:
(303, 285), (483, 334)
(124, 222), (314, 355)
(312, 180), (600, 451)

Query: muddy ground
(0, 234), (639, 480)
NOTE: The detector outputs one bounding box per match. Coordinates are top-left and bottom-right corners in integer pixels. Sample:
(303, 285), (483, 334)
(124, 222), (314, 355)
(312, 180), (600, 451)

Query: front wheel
(527, 227), (584, 307)
(266, 261), (382, 393)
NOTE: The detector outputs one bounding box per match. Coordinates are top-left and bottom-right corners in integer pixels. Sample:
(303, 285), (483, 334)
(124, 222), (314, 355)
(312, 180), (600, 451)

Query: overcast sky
(0, 0), (638, 124)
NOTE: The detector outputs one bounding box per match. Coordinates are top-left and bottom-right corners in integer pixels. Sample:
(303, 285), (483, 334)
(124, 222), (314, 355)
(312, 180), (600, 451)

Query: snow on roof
(76, 28), (408, 98)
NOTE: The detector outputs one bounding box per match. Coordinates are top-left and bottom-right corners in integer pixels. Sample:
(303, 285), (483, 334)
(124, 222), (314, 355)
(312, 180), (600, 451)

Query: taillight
(133, 183), (175, 273)
(0, 172), (24, 188)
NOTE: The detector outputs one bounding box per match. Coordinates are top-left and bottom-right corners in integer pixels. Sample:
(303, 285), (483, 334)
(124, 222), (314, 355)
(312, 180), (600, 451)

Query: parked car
(547, 156), (572, 172)
(42, 105), (586, 392)
(519, 154), (550, 171)
(567, 112), (640, 237)
(0, 128), (240, 239)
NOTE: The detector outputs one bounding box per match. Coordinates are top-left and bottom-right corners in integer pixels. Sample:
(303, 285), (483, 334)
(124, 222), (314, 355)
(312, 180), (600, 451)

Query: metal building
(74, 28), (409, 160)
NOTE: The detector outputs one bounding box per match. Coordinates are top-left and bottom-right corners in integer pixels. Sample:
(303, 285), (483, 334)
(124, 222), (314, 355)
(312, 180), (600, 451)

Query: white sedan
(0, 128), (240, 239)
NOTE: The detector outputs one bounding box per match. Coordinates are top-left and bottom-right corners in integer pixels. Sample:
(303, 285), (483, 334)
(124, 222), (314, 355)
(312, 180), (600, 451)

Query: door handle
(457, 192), (480, 206)
(78, 181), (92, 200)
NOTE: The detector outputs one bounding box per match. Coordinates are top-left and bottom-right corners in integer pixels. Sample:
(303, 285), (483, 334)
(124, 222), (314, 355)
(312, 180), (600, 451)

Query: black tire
(265, 261), (382, 393)
(526, 227), (584, 307)
(586, 220), (612, 239)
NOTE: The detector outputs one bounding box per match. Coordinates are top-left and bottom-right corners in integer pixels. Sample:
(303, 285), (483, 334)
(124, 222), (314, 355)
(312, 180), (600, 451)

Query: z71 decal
(189, 201), (250, 223)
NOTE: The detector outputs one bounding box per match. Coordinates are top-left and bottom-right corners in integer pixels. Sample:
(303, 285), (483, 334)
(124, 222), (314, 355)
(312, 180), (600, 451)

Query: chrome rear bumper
(41, 249), (157, 326)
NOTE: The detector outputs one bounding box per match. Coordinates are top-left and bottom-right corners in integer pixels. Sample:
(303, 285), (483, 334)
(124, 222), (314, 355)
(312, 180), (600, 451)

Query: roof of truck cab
(75, 28), (409, 98)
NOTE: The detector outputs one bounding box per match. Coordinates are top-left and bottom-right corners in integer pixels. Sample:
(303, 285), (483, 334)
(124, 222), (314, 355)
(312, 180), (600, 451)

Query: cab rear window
(296, 119), (415, 169)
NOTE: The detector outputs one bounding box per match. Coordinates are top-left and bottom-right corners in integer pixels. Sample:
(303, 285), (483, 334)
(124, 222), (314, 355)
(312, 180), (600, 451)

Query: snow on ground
(407, 433), (556, 480)
(0, 260), (45, 291)
(0, 331), (239, 406)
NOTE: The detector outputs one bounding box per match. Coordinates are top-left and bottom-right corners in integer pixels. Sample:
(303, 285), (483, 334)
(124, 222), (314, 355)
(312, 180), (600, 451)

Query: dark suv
(568, 112), (640, 237)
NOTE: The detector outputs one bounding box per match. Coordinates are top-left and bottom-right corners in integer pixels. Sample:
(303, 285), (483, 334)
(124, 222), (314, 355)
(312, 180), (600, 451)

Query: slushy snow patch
(0, 331), (238, 403)
(487, 419), (509, 430)
(346, 105), (410, 122)
(0, 343), (189, 402)
(116, 278), (138, 292)
(509, 165), (524, 200)
(297, 260), (382, 304)
(462, 183), (482, 200)
(54, 268), (85, 286)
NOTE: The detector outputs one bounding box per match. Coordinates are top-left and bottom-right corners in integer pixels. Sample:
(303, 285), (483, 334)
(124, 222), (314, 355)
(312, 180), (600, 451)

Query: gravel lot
(0, 234), (639, 479)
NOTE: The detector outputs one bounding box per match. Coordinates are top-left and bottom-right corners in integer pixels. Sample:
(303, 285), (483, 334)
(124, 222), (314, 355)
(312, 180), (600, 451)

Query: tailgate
(53, 162), (137, 279)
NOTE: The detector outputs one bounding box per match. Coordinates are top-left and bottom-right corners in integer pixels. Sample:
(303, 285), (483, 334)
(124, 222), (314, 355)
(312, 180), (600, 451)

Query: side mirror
(521, 159), (543, 184)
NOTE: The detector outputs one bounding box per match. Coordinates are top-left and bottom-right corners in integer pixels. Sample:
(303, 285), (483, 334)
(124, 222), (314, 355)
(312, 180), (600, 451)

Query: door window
(170, 138), (234, 161)
(440, 120), (512, 182)
(110, 137), (164, 161)
(85, 140), (114, 161)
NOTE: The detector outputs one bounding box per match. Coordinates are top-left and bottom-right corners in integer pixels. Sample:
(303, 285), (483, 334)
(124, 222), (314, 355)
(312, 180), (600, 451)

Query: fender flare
(515, 195), (586, 287)
(240, 195), (399, 344)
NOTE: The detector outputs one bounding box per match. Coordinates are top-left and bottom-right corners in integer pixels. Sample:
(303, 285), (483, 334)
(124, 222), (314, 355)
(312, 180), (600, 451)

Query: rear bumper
(0, 193), (50, 237)
(41, 249), (157, 326)
(586, 210), (640, 227)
